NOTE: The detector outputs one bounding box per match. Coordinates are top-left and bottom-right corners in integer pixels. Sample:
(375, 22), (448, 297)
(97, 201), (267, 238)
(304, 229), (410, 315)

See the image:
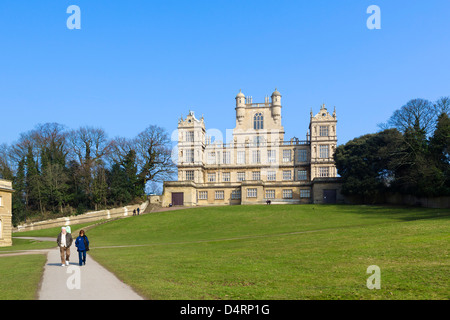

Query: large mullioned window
(254, 113), (264, 130)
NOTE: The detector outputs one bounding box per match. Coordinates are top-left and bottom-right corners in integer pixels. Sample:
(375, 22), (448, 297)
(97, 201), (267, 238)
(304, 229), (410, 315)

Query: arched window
(254, 113), (264, 130)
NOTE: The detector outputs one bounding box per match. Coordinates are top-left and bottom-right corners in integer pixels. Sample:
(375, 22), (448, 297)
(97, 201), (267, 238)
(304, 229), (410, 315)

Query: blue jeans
(78, 250), (86, 266)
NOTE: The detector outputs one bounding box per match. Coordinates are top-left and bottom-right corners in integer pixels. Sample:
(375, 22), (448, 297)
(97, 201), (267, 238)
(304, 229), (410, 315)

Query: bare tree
(133, 125), (176, 184)
(0, 143), (14, 179)
(380, 97), (450, 136)
(434, 96), (450, 116)
(67, 126), (113, 166)
(109, 136), (134, 166)
(384, 99), (435, 135)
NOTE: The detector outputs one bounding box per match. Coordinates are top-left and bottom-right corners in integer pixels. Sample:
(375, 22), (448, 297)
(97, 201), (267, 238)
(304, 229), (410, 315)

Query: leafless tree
(434, 96), (450, 117)
(67, 126), (113, 166)
(133, 125), (177, 184)
(380, 97), (450, 136)
(0, 143), (14, 179)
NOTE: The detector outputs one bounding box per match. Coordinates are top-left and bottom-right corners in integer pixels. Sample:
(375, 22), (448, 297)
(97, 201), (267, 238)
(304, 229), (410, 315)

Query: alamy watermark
(66, 265), (81, 290)
(366, 265), (381, 289)
(67, 5), (81, 30)
(367, 5), (381, 30)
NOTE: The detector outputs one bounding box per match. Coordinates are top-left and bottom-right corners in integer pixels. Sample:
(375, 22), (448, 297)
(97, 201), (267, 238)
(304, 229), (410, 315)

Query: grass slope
(87, 205), (450, 300)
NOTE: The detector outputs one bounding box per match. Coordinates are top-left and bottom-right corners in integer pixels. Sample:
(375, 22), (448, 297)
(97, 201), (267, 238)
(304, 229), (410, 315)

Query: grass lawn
(0, 254), (47, 300)
(86, 205), (450, 300)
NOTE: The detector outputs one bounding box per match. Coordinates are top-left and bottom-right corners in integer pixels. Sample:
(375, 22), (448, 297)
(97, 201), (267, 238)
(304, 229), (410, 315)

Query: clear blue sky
(1, 0), (449, 146)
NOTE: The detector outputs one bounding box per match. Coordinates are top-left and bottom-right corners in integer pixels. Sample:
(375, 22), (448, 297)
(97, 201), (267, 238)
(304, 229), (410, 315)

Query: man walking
(57, 227), (73, 267)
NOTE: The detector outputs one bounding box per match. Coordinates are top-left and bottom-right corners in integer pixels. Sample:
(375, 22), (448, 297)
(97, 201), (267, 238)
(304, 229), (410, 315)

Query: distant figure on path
(133, 209), (136, 216)
(75, 229), (90, 266)
(57, 227), (73, 267)
(137, 207), (140, 215)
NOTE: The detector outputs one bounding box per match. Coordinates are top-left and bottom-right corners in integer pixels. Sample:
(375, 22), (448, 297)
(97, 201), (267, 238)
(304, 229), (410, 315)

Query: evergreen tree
(25, 146), (43, 214)
(108, 162), (132, 206)
(12, 157), (27, 226)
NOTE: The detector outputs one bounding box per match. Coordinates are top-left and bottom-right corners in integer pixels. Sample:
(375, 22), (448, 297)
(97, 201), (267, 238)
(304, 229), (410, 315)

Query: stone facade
(0, 179), (13, 247)
(162, 89), (342, 207)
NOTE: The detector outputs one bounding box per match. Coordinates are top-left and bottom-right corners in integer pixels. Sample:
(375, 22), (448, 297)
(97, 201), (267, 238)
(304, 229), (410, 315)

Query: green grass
(86, 205), (450, 300)
(12, 221), (103, 238)
(0, 221), (105, 254)
(0, 238), (56, 253)
(0, 254), (47, 300)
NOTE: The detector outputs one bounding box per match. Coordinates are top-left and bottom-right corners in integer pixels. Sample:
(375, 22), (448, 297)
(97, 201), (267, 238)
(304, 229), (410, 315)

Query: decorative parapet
(0, 179), (13, 193)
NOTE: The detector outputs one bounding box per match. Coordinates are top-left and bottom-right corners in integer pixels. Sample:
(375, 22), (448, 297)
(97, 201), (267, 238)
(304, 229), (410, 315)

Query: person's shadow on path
(47, 262), (79, 267)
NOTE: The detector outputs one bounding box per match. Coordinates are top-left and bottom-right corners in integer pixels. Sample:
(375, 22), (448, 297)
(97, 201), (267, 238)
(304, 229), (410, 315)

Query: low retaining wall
(13, 201), (149, 233)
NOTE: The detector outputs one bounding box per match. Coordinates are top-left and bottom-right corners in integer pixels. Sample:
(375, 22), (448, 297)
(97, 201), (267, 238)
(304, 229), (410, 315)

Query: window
(252, 150), (261, 164)
(222, 172), (230, 182)
(186, 131), (195, 142)
(300, 190), (311, 198)
(185, 170), (194, 181)
(237, 172), (246, 181)
(283, 189), (293, 199)
(198, 191), (208, 200)
(265, 190), (275, 199)
(0, 219), (2, 239)
(283, 170), (292, 180)
(215, 191), (224, 200)
(319, 167), (329, 177)
(207, 152), (216, 164)
(283, 150), (291, 162)
(267, 171), (276, 181)
(254, 136), (263, 146)
(297, 149), (307, 162)
(319, 126), (329, 137)
(252, 171), (261, 181)
(0, 196), (2, 207)
(267, 150), (276, 163)
(223, 151), (231, 164)
(208, 173), (216, 182)
(247, 188), (257, 198)
(231, 190), (241, 199)
(254, 113), (264, 130)
(185, 149), (194, 163)
(319, 145), (329, 158)
(298, 170), (307, 181)
(237, 151), (246, 164)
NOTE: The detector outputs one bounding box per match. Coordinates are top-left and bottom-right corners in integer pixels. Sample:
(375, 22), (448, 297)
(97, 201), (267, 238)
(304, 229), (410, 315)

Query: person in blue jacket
(75, 230), (89, 266)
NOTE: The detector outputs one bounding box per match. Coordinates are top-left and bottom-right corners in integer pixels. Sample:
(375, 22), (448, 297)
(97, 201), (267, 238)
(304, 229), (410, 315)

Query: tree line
(334, 97), (450, 203)
(0, 124), (176, 226)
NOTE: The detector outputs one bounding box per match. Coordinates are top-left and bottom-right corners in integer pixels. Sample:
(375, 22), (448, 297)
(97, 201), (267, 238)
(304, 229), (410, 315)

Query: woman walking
(75, 230), (89, 266)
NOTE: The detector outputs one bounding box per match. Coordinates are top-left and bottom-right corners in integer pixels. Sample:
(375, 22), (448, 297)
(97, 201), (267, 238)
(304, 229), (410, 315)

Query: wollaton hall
(162, 89), (343, 207)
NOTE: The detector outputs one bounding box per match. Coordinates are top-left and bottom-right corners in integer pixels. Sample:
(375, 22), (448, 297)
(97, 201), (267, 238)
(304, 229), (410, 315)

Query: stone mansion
(161, 89), (342, 206)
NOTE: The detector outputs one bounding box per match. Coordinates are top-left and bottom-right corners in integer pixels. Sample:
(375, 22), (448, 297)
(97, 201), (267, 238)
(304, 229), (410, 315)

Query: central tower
(233, 89), (285, 145)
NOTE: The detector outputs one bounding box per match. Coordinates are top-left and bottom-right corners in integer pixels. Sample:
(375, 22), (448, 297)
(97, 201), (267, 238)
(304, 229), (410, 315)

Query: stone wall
(13, 201), (149, 233)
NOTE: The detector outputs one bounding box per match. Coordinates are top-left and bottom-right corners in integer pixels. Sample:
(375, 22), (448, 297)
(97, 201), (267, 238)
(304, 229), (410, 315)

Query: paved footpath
(38, 241), (144, 300)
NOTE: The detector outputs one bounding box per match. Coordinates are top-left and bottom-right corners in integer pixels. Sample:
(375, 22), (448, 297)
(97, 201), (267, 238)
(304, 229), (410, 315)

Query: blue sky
(1, 0), (449, 146)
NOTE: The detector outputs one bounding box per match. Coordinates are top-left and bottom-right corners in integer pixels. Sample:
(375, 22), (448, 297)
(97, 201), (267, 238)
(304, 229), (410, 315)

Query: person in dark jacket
(57, 227), (73, 266)
(75, 230), (89, 266)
